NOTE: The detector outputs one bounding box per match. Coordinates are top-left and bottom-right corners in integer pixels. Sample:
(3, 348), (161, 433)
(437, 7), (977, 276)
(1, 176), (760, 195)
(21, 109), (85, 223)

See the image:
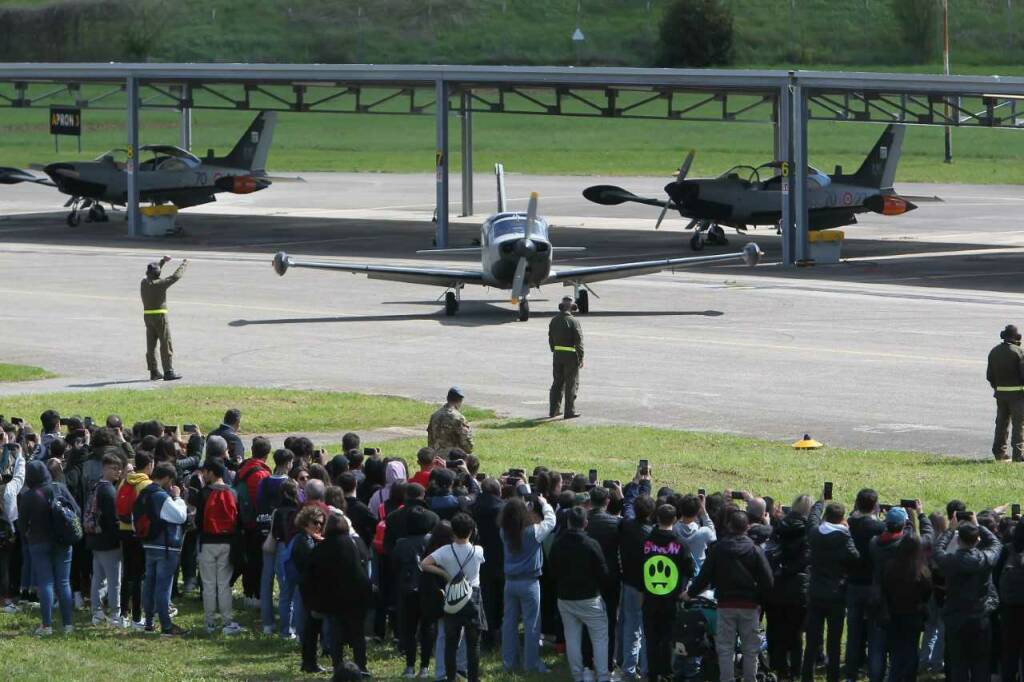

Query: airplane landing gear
(86, 203), (108, 223)
(66, 210), (80, 227)
(576, 289), (589, 314)
(688, 221), (728, 251)
(518, 299), (530, 322)
(689, 230), (705, 251)
(444, 289), (460, 316)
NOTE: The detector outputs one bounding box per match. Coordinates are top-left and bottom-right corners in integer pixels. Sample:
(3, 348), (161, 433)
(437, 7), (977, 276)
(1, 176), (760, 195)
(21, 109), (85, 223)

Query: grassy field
(1, 100), (1023, 184)
(0, 363), (54, 383)
(0, 387), (494, 435)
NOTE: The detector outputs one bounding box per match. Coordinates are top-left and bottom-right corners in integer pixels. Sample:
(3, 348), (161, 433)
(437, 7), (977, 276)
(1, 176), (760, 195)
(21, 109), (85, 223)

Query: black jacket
(935, 526), (1001, 626)
(392, 532), (430, 594)
(470, 492), (505, 580)
(586, 508), (622, 586)
(549, 528), (608, 601)
(688, 533), (773, 606)
(293, 530), (318, 595)
(806, 502), (860, 604)
(17, 461), (81, 546)
(848, 513), (885, 586)
(383, 499), (439, 555)
(85, 479), (120, 552)
(641, 527), (695, 602)
(996, 544), (1024, 607)
(868, 515), (935, 587)
(306, 531), (372, 615)
(208, 424), (245, 466)
(765, 511), (810, 605)
(344, 494), (378, 549)
(619, 516), (653, 591)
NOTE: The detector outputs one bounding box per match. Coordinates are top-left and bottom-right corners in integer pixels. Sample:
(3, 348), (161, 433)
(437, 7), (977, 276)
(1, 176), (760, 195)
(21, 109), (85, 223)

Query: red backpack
(116, 481), (139, 526)
(373, 504), (388, 555)
(202, 484), (238, 536)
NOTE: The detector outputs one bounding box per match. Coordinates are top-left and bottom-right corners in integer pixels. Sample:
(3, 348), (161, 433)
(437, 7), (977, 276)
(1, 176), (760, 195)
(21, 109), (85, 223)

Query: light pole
(943, 0), (953, 163)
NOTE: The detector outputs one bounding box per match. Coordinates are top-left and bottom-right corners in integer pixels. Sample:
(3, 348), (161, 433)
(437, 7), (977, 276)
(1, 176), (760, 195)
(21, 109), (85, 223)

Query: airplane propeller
(511, 191), (539, 304)
(656, 150), (694, 230)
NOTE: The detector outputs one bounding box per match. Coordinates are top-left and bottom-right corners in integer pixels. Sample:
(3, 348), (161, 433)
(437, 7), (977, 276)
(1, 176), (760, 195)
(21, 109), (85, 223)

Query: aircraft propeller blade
(525, 191), (538, 240)
(656, 150), (695, 230)
(510, 257), (529, 304)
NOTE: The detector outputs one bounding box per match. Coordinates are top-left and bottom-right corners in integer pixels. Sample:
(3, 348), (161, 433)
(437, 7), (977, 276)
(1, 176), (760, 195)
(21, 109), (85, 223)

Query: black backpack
(673, 603), (713, 657)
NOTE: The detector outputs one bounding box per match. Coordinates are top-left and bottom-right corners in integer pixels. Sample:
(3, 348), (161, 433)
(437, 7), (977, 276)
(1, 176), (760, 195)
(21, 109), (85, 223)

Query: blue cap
(447, 386), (465, 400)
(885, 507), (908, 527)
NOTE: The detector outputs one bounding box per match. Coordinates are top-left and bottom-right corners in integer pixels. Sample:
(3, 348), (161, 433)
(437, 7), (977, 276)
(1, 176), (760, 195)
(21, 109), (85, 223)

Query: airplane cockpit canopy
(139, 145), (202, 171)
(487, 213), (550, 240)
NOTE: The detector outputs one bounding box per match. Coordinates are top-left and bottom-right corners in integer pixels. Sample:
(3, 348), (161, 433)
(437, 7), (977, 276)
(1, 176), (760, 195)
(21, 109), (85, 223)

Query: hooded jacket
(765, 511), (811, 605)
(391, 507), (435, 594)
(996, 526), (1024, 606)
(307, 531), (372, 615)
(688, 533), (774, 607)
(235, 457), (271, 529)
(138, 481), (188, 552)
(935, 526), (1002, 626)
(641, 526), (695, 603)
(118, 471), (152, 533)
(384, 498), (439, 555)
(586, 508), (622, 587)
(369, 461), (407, 511)
(674, 510), (717, 574)
(470, 491), (505, 580)
(848, 512), (885, 586)
(806, 502), (860, 604)
(868, 514), (935, 586)
(549, 528), (608, 601)
(16, 460), (80, 545)
(619, 515), (653, 591)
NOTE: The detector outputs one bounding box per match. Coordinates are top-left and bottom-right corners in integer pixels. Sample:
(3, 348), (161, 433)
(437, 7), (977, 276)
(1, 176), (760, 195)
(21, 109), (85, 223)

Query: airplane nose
(514, 238), (537, 258)
(666, 181), (698, 206)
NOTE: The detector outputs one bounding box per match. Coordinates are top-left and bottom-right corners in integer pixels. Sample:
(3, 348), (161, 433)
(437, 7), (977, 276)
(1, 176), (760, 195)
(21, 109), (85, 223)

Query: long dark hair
(279, 478), (300, 507)
(885, 534), (930, 586)
(425, 520), (454, 555)
(500, 497), (529, 553)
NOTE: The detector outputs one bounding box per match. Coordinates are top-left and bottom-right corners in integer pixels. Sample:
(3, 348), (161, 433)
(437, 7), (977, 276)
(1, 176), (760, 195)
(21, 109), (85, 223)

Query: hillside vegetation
(2, 0), (1024, 68)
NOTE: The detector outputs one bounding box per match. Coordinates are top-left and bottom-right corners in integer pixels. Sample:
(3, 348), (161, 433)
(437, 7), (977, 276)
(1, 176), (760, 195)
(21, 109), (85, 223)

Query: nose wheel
(688, 222), (728, 251)
(518, 299), (530, 322)
(576, 289), (589, 314)
(444, 291), (459, 316)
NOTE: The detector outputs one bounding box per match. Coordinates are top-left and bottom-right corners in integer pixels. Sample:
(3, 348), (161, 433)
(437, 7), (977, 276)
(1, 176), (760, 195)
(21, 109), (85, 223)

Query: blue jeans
(845, 584), (871, 680)
(29, 543), (73, 628)
(502, 578), (543, 672)
(918, 597), (944, 672)
(435, 618), (468, 680)
(260, 550), (276, 630)
(619, 583), (647, 676)
(142, 547), (180, 632)
(275, 544), (299, 637)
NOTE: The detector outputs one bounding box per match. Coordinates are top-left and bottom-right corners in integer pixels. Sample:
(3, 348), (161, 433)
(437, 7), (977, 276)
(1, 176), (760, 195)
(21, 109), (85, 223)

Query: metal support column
(179, 106), (192, 152)
(778, 85), (793, 266)
(126, 76), (140, 238)
(791, 83), (810, 264)
(460, 89), (473, 217)
(434, 79), (449, 248)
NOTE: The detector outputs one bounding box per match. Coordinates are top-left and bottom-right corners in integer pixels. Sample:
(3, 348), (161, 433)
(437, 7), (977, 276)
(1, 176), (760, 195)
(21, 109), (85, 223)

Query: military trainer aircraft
(583, 124), (940, 251)
(272, 164), (762, 322)
(0, 111), (297, 226)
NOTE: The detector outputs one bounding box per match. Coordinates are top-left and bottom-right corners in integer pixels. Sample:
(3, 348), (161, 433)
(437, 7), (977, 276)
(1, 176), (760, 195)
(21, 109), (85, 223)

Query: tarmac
(2, 173), (1024, 458)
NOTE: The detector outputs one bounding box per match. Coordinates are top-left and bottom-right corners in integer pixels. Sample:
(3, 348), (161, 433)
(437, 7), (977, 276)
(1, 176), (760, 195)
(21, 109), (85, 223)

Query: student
(257, 447), (294, 634)
(118, 451), (153, 628)
(85, 453), (124, 626)
(138, 463), (188, 636)
(195, 458), (242, 635)
(293, 505), (327, 673)
(422, 512), (486, 682)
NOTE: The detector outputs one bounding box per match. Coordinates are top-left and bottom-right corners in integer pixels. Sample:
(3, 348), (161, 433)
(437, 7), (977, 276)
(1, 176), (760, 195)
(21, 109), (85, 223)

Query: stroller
(672, 595), (776, 682)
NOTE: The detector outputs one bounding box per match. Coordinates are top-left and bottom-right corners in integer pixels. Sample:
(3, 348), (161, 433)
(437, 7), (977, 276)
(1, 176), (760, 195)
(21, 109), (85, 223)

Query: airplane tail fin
(495, 163), (507, 212)
(852, 124), (904, 189)
(219, 111), (276, 172)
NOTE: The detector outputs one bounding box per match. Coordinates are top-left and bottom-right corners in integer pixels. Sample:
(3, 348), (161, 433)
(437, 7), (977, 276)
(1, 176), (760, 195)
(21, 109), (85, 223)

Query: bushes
(656, 0), (734, 67)
(890, 0), (941, 64)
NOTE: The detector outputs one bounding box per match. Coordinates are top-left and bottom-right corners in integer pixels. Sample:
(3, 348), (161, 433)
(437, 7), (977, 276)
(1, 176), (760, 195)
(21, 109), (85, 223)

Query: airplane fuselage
(480, 212), (552, 289)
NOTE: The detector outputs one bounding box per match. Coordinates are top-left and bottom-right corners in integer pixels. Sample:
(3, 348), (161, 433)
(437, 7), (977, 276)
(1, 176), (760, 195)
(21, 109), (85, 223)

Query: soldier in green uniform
(141, 255), (188, 381)
(987, 324), (1024, 461)
(549, 296), (583, 419)
(427, 386), (474, 454)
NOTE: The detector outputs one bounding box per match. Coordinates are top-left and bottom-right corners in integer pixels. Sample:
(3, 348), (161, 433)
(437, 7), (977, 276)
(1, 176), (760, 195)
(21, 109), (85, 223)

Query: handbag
(262, 510), (278, 554)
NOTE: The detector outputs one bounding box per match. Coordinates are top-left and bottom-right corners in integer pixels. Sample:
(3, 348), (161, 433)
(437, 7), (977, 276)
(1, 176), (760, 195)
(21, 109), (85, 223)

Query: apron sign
(49, 107), (81, 136)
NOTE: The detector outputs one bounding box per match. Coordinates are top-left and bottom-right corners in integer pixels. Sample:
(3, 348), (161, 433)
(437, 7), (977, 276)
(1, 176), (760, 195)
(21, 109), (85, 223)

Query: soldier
(987, 324), (1024, 461)
(427, 386), (474, 454)
(141, 255), (188, 381)
(549, 296), (583, 419)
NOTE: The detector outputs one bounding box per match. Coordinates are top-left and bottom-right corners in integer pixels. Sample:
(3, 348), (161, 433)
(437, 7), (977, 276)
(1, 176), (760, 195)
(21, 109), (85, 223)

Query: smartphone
(528, 475), (537, 486)
(510, 468), (525, 478)
(364, 447), (380, 457)
(823, 481), (833, 501)
(560, 472), (573, 483)
(83, 417), (94, 429)
(900, 499), (916, 509)
(475, 473), (487, 483)
(638, 459), (649, 476)
(731, 491), (745, 500)
(956, 510), (973, 521)
(10, 417), (22, 425)
(183, 424), (197, 433)
(446, 459), (465, 470)
(588, 469), (598, 485)
(879, 503), (893, 513)
(603, 480), (620, 489)
(697, 488), (706, 497)
(781, 506), (792, 514)
(164, 425), (178, 435)
(1014, 504), (1021, 519)
(59, 418), (69, 427)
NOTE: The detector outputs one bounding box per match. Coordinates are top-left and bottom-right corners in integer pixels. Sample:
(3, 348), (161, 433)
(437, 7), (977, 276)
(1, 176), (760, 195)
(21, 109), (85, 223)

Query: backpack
(442, 543), (473, 615)
(281, 534), (302, 585)
(116, 481), (139, 526)
(233, 465), (261, 526)
(202, 484), (238, 536)
(372, 503), (388, 555)
(673, 603), (713, 657)
(131, 486), (155, 541)
(48, 487), (84, 547)
(83, 481), (105, 535)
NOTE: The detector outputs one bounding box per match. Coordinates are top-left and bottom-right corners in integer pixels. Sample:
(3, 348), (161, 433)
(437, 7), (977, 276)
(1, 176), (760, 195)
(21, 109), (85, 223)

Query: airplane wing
(272, 252), (485, 288)
(545, 242), (761, 286)
(0, 167), (56, 187)
(582, 184), (674, 209)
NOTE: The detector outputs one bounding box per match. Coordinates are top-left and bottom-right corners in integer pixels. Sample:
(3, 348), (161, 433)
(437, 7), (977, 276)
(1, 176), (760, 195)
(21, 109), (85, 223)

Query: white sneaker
(403, 667), (417, 678)
(583, 668), (596, 682)
(222, 622), (243, 636)
(91, 613), (108, 626)
(34, 625), (53, 637)
(63, 625), (74, 635)
(73, 592), (85, 611)
(418, 668), (431, 679)
(131, 619), (147, 631)
(168, 604), (179, 618)
(109, 616), (125, 629)
(1, 603), (20, 614)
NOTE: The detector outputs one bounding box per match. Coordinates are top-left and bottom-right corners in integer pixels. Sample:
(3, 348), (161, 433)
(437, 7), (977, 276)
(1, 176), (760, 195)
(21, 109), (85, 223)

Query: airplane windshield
(490, 215), (549, 239)
(95, 149), (129, 164)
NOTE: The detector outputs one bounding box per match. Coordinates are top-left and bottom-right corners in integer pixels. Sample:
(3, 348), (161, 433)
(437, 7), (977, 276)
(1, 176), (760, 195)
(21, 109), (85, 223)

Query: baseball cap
(885, 507), (908, 527)
(1002, 324), (1022, 341)
(447, 386), (465, 401)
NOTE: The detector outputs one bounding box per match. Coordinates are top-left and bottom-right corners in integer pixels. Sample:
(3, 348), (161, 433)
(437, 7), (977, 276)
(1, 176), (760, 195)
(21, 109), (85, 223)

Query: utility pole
(943, 0), (953, 163)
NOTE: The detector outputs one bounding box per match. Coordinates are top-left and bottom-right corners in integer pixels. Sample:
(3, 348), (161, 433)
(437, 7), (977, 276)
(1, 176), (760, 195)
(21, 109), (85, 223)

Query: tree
(656, 0), (734, 67)
(890, 0), (941, 64)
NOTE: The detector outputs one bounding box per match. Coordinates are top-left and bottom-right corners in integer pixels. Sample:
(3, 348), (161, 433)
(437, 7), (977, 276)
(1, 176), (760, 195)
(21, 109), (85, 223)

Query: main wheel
(689, 231), (705, 251)
(576, 290), (589, 314)
(708, 224), (729, 245)
(66, 211), (80, 227)
(518, 299), (530, 322)
(444, 291), (458, 316)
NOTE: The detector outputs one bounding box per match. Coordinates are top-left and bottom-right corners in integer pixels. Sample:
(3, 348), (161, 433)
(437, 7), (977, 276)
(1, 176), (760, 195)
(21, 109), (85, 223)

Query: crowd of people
(2, 404), (1024, 682)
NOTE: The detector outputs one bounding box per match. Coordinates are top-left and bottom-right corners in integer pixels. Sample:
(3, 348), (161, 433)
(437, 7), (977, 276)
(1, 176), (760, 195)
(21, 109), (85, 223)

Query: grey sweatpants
(558, 596), (610, 682)
(716, 607), (761, 682)
(91, 547), (122, 619)
(198, 543), (233, 626)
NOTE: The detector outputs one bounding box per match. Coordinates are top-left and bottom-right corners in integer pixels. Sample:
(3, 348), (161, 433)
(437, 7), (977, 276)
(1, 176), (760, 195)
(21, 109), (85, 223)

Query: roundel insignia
(643, 555), (679, 596)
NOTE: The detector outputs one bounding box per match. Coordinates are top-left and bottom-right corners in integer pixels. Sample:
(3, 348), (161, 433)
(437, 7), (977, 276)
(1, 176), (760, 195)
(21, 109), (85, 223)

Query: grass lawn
(0, 363), (55, 383)
(0, 387), (494, 435)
